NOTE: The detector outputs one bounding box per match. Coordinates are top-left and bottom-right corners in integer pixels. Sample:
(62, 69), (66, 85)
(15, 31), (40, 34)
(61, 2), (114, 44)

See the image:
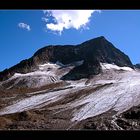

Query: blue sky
(0, 10), (140, 71)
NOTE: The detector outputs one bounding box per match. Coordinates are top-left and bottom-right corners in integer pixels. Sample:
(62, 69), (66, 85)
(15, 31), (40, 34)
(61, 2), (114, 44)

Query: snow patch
(39, 62), (60, 70)
(101, 63), (133, 71)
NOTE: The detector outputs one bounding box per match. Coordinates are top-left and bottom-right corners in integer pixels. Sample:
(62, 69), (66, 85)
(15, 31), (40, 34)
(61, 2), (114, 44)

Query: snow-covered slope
(1, 63), (140, 124)
(0, 61), (84, 89)
(0, 63), (59, 88)
(71, 70), (140, 121)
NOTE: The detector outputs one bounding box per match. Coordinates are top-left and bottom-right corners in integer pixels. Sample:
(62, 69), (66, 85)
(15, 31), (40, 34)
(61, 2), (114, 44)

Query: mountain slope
(0, 63), (140, 130)
(0, 36), (139, 130)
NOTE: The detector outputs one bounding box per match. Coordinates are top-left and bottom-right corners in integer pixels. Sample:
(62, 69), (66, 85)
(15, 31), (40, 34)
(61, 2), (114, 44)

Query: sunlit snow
(1, 63), (140, 123)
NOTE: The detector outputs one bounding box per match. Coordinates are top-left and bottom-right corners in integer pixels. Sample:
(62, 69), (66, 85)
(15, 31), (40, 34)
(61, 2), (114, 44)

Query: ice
(71, 71), (140, 121)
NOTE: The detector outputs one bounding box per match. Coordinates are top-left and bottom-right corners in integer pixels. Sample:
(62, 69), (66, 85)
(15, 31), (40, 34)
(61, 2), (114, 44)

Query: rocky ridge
(0, 36), (133, 81)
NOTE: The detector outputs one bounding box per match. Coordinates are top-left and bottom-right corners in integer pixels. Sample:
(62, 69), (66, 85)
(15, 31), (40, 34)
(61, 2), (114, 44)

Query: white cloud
(18, 22), (31, 31)
(42, 10), (101, 34)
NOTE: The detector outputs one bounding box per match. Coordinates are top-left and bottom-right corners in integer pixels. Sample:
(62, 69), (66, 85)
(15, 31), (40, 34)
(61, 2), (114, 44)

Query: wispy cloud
(18, 22), (31, 31)
(42, 10), (101, 34)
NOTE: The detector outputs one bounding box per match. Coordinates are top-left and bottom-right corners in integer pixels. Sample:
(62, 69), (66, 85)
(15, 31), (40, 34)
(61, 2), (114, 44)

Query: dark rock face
(0, 58), (36, 81)
(0, 36), (133, 81)
(134, 63), (140, 69)
(61, 59), (101, 80)
(78, 36), (133, 68)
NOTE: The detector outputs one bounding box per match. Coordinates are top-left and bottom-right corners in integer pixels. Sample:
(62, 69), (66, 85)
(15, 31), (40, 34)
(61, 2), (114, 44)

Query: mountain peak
(0, 36), (133, 81)
(82, 36), (106, 44)
(95, 36), (105, 39)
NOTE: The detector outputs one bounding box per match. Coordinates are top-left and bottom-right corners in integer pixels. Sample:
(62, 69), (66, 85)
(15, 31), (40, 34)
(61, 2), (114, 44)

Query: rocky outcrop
(74, 105), (140, 130)
(61, 58), (101, 80)
(0, 36), (133, 81)
(134, 63), (140, 69)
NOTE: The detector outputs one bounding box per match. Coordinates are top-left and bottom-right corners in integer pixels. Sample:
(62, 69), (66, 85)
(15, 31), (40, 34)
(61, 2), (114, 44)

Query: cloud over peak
(18, 22), (31, 31)
(43, 10), (100, 34)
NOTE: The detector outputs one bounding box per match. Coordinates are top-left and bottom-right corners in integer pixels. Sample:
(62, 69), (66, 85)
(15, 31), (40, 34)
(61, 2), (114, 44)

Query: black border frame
(1, 0), (140, 139)
(0, 0), (140, 9)
(1, 130), (140, 139)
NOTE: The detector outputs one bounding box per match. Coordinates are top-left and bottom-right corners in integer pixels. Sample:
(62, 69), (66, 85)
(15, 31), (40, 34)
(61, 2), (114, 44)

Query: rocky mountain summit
(0, 36), (133, 81)
(0, 36), (140, 130)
